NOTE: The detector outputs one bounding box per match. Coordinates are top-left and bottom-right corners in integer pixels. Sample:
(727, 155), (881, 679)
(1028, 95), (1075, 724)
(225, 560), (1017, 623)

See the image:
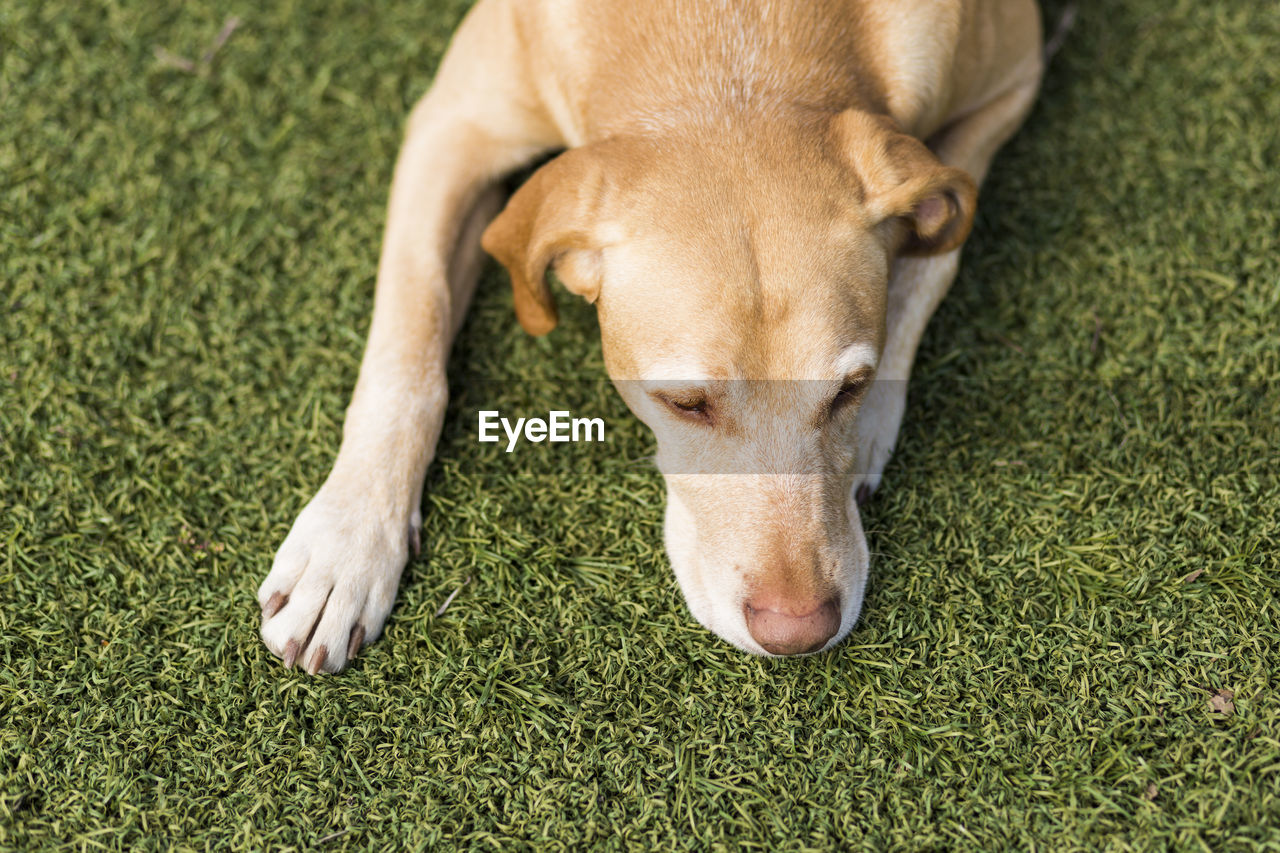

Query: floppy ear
(481, 145), (613, 336)
(832, 110), (977, 256)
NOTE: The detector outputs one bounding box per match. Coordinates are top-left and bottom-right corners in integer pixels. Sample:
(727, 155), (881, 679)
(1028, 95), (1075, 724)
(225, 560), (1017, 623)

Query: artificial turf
(2, 0), (1278, 849)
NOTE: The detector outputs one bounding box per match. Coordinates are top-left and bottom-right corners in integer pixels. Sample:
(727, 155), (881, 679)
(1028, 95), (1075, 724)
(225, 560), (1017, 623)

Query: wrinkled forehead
(598, 224), (888, 381)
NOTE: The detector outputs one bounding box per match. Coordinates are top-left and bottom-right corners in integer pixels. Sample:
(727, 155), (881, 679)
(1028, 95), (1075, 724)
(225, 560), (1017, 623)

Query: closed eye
(656, 393), (714, 425)
(828, 370), (873, 419)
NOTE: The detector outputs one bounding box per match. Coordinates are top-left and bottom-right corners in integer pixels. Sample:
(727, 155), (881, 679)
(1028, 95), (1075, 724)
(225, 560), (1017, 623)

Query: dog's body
(258, 0), (1043, 672)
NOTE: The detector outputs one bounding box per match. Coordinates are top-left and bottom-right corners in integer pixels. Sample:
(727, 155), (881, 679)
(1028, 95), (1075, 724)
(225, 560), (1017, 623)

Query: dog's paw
(257, 491), (420, 674)
(854, 436), (894, 506)
(853, 380), (907, 505)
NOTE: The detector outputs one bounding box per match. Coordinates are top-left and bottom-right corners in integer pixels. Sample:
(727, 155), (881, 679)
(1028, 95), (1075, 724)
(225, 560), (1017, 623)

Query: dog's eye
(828, 372), (872, 418)
(661, 395), (713, 424)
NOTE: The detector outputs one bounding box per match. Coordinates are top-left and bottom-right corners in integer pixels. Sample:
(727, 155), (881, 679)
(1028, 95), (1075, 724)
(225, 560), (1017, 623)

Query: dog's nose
(744, 595), (840, 656)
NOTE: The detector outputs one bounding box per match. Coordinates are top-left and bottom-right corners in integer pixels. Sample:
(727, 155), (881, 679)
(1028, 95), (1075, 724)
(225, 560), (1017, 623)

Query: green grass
(2, 0), (1279, 849)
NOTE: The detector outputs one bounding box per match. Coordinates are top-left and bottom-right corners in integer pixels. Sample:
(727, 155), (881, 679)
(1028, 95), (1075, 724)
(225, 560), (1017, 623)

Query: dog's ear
(481, 144), (617, 336)
(832, 110), (977, 256)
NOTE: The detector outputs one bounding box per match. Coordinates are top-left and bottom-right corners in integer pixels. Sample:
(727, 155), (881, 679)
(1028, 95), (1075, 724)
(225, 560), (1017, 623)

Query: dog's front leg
(854, 251), (960, 503)
(256, 2), (555, 673)
(257, 128), (502, 675)
(854, 73), (1043, 503)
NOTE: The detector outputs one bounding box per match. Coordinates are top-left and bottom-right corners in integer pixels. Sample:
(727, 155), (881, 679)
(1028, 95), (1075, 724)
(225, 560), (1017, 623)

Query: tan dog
(258, 0), (1044, 672)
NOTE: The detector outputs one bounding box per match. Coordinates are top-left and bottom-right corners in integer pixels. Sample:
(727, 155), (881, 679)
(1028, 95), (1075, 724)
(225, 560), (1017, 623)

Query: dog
(257, 0), (1044, 672)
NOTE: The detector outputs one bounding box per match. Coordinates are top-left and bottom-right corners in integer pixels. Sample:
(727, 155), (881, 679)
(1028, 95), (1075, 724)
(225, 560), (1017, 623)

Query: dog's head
(483, 109), (975, 655)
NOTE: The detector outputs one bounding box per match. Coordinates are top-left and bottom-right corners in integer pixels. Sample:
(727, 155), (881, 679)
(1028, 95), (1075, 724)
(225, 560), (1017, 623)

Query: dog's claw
(348, 624), (365, 662)
(409, 525), (421, 559)
(283, 638), (301, 669)
(855, 484), (873, 506)
(307, 645), (328, 675)
(263, 591), (287, 618)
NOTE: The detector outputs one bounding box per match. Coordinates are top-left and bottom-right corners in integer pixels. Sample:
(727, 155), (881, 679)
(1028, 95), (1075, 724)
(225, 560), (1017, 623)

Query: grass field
(3, 0), (1279, 849)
